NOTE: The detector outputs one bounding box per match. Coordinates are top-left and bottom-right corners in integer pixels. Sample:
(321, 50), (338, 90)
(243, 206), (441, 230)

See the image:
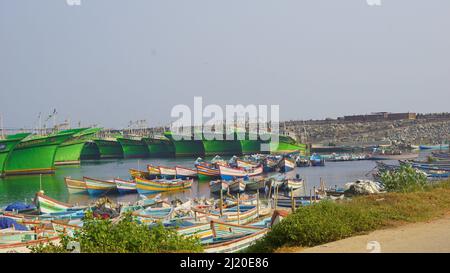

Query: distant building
(342, 112), (416, 122)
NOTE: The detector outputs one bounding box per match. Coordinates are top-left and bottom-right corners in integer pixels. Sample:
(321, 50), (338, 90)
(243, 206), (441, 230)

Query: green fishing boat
(0, 133), (31, 177)
(202, 132), (242, 156)
(164, 131), (205, 157)
(142, 136), (175, 157)
(54, 128), (102, 165)
(270, 135), (308, 155)
(116, 137), (150, 158)
(93, 138), (124, 159)
(80, 141), (101, 160)
(3, 130), (78, 176)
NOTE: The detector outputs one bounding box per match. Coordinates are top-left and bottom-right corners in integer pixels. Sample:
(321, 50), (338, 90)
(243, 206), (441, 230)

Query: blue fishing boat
(310, 154), (325, 166)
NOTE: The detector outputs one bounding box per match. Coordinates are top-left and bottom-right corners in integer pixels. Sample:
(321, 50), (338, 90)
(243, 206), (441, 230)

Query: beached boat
(245, 177), (267, 191)
(64, 177), (87, 194)
(175, 166), (198, 179)
(83, 176), (117, 196)
(235, 159), (260, 169)
(132, 206), (174, 224)
(218, 165), (263, 181)
(192, 205), (259, 225)
(177, 220), (267, 253)
(284, 177), (306, 191)
(34, 191), (73, 214)
(135, 177), (193, 194)
(158, 166), (176, 179)
(279, 158), (296, 173)
(114, 178), (137, 194)
(274, 195), (315, 208)
(210, 180), (229, 194)
(0, 232), (60, 253)
(228, 179), (246, 193)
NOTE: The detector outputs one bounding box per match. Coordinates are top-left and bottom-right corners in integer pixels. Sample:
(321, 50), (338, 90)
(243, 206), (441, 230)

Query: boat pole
(237, 193), (240, 225)
(313, 186), (316, 202)
(219, 189), (223, 217)
(256, 188), (260, 217)
(309, 189), (312, 204)
(291, 187), (295, 212)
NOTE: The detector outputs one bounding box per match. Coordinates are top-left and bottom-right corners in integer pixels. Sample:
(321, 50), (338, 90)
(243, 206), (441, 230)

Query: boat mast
(0, 113), (3, 138)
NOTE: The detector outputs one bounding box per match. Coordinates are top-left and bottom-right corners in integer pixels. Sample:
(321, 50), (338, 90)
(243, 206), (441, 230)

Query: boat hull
(142, 137), (175, 158)
(114, 178), (137, 194)
(4, 132), (76, 176)
(116, 138), (150, 159)
(202, 139), (242, 156)
(55, 128), (101, 165)
(35, 192), (72, 214)
(279, 158), (296, 173)
(135, 177), (193, 194)
(65, 177), (87, 194)
(84, 177), (117, 196)
(0, 133), (30, 177)
(93, 139), (124, 159)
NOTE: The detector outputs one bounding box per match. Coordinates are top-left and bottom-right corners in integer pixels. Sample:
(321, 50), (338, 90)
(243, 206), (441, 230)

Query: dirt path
(295, 215), (450, 253)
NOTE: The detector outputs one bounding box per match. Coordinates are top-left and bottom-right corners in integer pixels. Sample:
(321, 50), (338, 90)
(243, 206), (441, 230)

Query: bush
(30, 212), (203, 253)
(380, 164), (428, 192)
(247, 201), (380, 253)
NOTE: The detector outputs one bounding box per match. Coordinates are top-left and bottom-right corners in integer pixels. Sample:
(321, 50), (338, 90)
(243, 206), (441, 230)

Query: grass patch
(247, 180), (450, 253)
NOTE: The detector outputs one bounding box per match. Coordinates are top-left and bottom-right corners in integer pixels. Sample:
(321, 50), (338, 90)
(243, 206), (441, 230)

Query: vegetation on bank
(247, 178), (450, 253)
(30, 213), (203, 253)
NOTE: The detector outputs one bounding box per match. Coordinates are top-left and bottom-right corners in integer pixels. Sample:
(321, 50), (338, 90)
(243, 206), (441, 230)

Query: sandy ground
(292, 215), (450, 253)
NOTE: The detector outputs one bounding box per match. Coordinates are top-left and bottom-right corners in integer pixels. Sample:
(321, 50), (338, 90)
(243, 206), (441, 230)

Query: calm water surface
(0, 151), (432, 206)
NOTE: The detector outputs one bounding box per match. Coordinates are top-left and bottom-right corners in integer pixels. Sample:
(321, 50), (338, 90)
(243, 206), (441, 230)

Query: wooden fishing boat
(245, 177), (267, 191)
(284, 178), (305, 191)
(35, 191), (73, 214)
(64, 177), (87, 194)
(228, 179), (246, 193)
(158, 166), (176, 179)
(175, 166), (198, 179)
(83, 176), (117, 196)
(177, 220), (267, 253)
(132, 206), (174, 224)
(147, 164), (161, 177)
(129, 168), (153, 179)
(135, 177), (193, 194)
(419, 144), (449, 150)
(279, 158), (296, 172)
(210, 180), (229, 194)
(192, 205), (259, 225)
(218, 165), (263, 181)
(196, 162), (220, 180)
(0, 232), (60, 253)
(51, 219), (83, 236)
(274, 195), (314, 208)
(114, 178), (137, 194)
(236, 159), (260, 169)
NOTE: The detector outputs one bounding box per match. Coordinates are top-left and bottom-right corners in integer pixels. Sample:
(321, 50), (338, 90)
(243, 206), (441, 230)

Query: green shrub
(247, 201), (381, 253)
(30, 212), (203, 253)
(380, 164), (428, 192)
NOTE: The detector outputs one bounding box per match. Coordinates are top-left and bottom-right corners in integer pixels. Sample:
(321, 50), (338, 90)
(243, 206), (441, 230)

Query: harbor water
(0, 152), (432, 207)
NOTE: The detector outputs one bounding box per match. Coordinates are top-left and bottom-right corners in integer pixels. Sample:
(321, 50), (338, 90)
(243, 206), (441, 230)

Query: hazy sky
(1, 0), (449, 129)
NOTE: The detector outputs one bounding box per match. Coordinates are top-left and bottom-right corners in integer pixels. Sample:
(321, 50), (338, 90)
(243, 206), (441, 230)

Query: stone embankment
(283, 118), (450, 146)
